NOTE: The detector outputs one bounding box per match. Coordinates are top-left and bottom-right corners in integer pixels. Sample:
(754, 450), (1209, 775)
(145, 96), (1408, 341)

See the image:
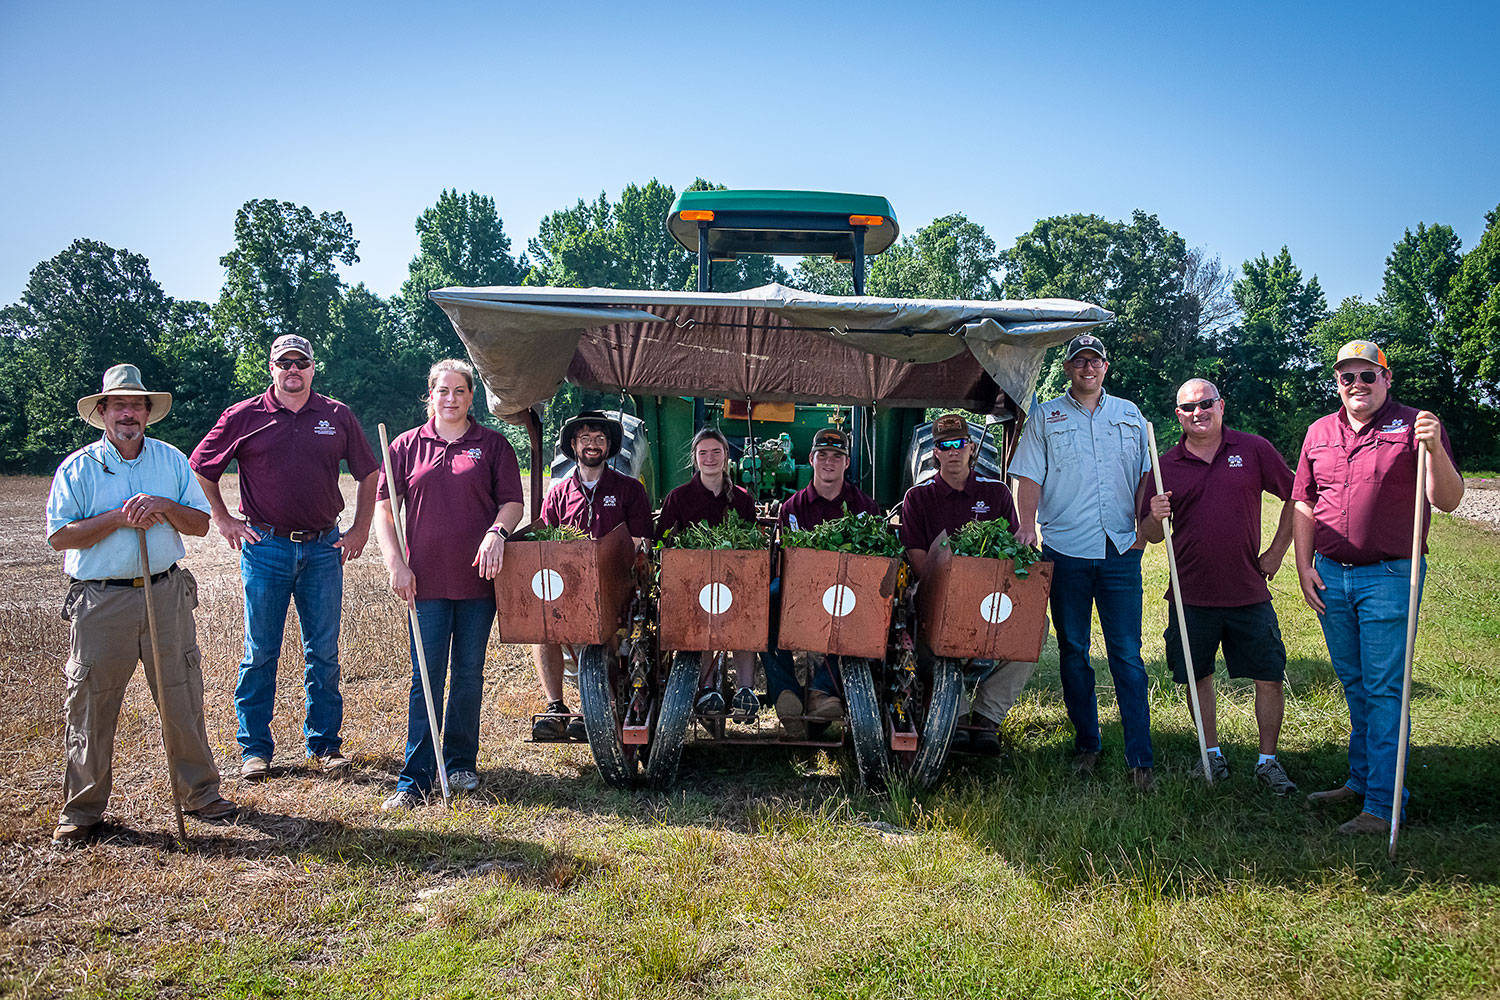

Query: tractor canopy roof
(667, 189), (899, 260)
(429, 283), (1113, 421)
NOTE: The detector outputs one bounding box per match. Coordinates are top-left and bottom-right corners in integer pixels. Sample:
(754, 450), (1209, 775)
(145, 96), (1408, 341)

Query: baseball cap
(931, 413), (970, 444)
(810, 427), (850, 455)
(1063, 334), (1108, 361)
(1334, 340), (1388, 370)
(270, 334), (314, 361)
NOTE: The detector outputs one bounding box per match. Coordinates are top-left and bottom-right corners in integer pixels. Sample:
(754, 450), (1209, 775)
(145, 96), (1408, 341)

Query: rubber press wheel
(892, 656), (963, 791)
(842, 657), (890, 791)
(644, 652), (697, 790)
(578, 643), (641, 790)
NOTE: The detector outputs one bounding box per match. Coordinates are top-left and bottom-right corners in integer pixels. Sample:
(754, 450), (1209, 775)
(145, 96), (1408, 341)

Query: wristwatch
(487, 525), (510, 540)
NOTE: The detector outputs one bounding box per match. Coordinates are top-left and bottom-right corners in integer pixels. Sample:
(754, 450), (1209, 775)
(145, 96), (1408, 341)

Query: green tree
(1383, 222), (1463, 332)
(150, 299), (240, 454)
(1441, 204), (1500, 400)
(4, 239), (172, 467)
(868, 213), (1001, 300)
(213, 199), (359, 394)
(322, 283), (430, 441)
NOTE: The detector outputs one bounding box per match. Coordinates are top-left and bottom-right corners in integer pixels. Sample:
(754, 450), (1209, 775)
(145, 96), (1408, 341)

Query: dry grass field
(1, 473), (1498, 999)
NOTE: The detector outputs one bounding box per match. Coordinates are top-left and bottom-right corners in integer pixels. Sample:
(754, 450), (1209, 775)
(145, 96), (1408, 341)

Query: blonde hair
(687, 427), (730, 472)
(425, 359), (476, 419)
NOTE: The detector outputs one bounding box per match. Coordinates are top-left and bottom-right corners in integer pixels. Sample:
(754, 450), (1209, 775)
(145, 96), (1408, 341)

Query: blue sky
(3, 0), (1497, 311)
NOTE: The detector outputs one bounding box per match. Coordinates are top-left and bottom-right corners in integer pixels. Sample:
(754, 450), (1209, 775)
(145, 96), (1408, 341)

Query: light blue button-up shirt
(1008, 388), (1152, 559)
(46, 436), (210, 580)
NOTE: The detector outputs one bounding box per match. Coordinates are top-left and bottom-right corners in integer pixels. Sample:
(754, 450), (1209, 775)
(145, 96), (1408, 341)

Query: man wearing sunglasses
(1291, 340), (1463, 835)
(899, 413), (1034, 756)
(191, 334), (381, 782)
(1009, 334), (1156, 789)
(1140, 380), (1298, 795)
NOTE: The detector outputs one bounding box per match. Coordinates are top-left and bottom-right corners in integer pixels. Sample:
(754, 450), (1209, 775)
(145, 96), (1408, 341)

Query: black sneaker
(566, 714), (587, 742)
(695, 689), (726, 714)
(731, 686), (759, 722)
(967, 712), (1002, 757)
(1190, 752), (1231, 782)
(1255, 758), (1298, 796)
(532, 701), (570, 741)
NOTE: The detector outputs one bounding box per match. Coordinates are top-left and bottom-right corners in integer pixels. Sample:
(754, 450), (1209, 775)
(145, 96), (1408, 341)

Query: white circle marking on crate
(822, 584), (857, 617)
(699, 583), (733, 615)
(531, 569), (564, 602)
(979, 592), (1013, 624)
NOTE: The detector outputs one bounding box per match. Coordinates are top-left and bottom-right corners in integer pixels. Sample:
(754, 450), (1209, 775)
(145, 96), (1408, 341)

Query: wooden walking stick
(136, 529), (190, 846)
(1390, 441), (1429, 862)
(378, 424), (451, 803)
(1146, 423), (1215, 784)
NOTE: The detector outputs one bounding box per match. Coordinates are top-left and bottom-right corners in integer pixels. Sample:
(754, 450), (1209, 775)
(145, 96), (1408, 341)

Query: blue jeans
(1045, 542), (1153, 768)
(397, 597), (495, 794)
(1314, 554), (1425, 822)
(761, 575), (837, 700)
(235, 528), (345, 761)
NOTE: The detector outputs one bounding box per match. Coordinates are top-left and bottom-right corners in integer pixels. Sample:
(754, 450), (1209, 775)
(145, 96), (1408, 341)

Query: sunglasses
(1176, 398), (1219, 413)
(935, 438), (969, 451)
(1337, 370), (1380, 386)
(274, 359), (312, 371)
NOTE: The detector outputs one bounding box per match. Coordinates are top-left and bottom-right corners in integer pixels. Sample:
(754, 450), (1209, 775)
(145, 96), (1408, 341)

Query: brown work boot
(1131, 766), (1155, 792)
(186, 797), (239, 823)
(775, 691), (807, 741)
(967, 712), (1002, 757)
(1071, 750), (1100, 776)
(1307, 785), (1361, 806)
(51, 821), (102, 849)
(1338, 811), (1391, 836)
(805, 690), (844, 721)
(311, 752), (351, 774)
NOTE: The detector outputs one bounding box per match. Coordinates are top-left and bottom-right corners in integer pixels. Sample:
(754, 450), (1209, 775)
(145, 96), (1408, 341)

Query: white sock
(1206, 746), (1222, 757)
(1258, 753), (1275, 765)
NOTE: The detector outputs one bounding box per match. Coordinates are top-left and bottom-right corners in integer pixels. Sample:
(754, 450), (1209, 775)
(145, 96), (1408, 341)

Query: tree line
(2, 180), (1496, 475)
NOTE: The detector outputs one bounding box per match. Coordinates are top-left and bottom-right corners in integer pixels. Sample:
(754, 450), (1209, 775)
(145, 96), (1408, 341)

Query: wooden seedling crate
(917, 541), (1053, 661)
(495, 522), (635, 645)
(777, 548), (900, 659)
(658, 547), (770, 652)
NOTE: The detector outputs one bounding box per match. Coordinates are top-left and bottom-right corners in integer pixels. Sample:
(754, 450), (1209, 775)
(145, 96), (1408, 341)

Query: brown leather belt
(253, 523), (337, 543)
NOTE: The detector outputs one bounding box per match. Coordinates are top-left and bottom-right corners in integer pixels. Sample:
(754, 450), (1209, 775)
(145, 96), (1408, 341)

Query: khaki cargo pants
(60, 568), (223, 826)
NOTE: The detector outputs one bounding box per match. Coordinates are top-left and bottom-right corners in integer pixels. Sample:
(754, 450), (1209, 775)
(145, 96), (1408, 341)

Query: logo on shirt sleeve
(314, 419), (336, 436)
(1227, 455), (1243, 468)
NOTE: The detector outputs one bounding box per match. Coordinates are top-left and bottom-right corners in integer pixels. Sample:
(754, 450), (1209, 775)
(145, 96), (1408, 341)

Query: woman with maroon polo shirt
(655, 427), (761, 720)
(374, 360), (524, 810)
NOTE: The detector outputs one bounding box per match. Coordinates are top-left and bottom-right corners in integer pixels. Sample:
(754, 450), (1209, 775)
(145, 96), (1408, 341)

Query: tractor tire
(645, 652), (697, 790)
(894, 656), (963, 790)
(842, 657), (890, 791)
(578, 643), (640, 790)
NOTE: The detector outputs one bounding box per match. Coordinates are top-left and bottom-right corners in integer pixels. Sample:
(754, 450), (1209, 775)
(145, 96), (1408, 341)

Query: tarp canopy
(429, 283), (1114, 422)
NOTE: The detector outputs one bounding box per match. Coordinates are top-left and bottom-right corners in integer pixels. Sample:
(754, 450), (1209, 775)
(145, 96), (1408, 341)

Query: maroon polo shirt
(655, 474), (756, 541)
(1136, 428), (1293, 607)
(779, 480), (881, 530)
(377, 420), (523, 601)
(898, 472), (1019, 554)
(191, 388), (380, 531)
(1293, 398), (1456, 565)
(540, 465), (652, 540)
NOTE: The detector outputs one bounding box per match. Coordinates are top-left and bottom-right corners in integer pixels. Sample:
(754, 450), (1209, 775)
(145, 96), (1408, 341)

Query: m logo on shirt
(973, 500), (990, 515)
(602, 495), (618, 507)
(1380, 418), (1408, 434)
(466, 448), (482, 460)
(1046, 409), (1067, 424)
(1227, 455), (1243, 468)
(314, 419), (336, 436)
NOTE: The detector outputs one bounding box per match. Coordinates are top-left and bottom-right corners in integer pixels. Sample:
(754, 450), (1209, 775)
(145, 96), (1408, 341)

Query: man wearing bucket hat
(190, 334), (381, 781)
(531, 410), (651, 740)
(1009, 334), (1157, 789)
(45, 365), (237, 846)
(1292, 339), (1463, 835)
(899, 412), (1035, 756)
(763, 426), (882, 736)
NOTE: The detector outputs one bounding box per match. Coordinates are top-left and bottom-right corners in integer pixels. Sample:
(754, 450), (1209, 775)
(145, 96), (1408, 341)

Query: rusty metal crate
(658, 548), (770, 651)
(916, 542), (1053, 661)
(776, 548), (900, 659)
(495, 522), (636, 645)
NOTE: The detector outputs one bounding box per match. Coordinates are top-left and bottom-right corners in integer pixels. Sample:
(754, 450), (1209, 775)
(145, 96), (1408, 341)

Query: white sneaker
(447, 770), (480, 793)
(381, 790), (422, 812)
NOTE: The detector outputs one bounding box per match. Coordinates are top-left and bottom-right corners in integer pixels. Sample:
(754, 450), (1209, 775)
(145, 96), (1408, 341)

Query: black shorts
(1164, 602), (1286, 684)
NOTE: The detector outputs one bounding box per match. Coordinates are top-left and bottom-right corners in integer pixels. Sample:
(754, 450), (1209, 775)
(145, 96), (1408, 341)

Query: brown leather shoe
(187, 797), (239, 823)
(1071, 750), (1100, 776)
(51, 821), (102, 848)
(805, 690), (844, 721)
(1131, 766), (1156, 792)
(1307, 785), (1361, 806)
(1338, 811), (1390, 836)
(775, 691), (807, 741)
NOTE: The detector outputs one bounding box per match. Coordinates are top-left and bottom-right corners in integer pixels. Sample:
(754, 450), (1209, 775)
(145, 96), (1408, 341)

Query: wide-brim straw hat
(558, 410), (623, 461)
(76, 364), (172, 429)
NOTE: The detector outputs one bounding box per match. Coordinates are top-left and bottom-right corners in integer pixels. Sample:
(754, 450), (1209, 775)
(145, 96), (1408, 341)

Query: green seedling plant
(517, 524), (590, 542)
(944, 519), (1042, 577)
(660, 511), (768, 550)
(781, 506), (902, 558)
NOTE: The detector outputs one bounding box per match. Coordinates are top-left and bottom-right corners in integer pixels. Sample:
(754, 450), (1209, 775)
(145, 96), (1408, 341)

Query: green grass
(13, 504), (1500, 999)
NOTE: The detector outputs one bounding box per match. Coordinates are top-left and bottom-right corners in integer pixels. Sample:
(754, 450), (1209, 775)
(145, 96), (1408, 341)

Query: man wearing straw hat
(45, 365), (237, 847)
(191, 335), (380, 781)
(1292, 340), (1463, 835)
(1140, 378), (1299, 795)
